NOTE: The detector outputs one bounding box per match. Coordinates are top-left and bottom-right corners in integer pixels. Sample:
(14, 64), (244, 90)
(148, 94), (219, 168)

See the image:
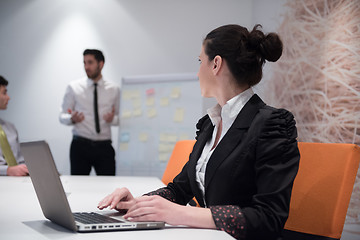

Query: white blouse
(195, 88), (254, 206)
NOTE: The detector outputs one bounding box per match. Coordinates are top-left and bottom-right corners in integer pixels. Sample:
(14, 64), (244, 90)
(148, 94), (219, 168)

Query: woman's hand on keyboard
(97, 187), (135, 211)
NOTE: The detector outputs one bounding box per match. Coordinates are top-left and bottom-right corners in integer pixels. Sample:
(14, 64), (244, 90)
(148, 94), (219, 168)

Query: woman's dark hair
(83, 49), (105, 63)
(203, 24), (283, 87)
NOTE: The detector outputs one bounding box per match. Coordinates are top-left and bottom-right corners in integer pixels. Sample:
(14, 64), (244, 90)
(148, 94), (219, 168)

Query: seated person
(98, 24), (300, 239)
(0, 76), (28, 176)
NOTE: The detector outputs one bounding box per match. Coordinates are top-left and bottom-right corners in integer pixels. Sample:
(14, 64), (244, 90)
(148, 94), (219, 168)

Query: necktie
(94, 83), (100, 133)
(0, 124), (18, 166)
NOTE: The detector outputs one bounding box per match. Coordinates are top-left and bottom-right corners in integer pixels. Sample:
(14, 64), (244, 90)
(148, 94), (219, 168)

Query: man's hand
(70, 110), (85, 123)
(103, 106), (115, 123)
(7, 164), (29, 176)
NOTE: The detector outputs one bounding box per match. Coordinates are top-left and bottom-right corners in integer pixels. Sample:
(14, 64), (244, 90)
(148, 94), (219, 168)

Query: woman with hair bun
(98, 24), (300, 240)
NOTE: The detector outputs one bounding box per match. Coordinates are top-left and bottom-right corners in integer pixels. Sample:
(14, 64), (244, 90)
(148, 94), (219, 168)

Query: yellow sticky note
(122, 90), (132, 100)
(159, 153), (169, 162)
(174, 108), (184, 122)
(158, 143), (169, 152)
(119, 143), (129, 151)
(160, 97), (169, 106)
(139, 133), (148, 142)
(133, 108), (142, 117)
(160, 133), (167, 142)
(166, 134), (177, 143)
(179, 134), (190, 140)
(121, 110), (132, 119)
(147, 108), (157, 118)
(146, 97), (155, 106)
(171, 87), (181, 98)
(167, 143), (175, 152)
(131, 90), (140, 99)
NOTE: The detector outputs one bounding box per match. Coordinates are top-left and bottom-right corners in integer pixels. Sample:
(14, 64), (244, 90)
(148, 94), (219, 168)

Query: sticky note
(159, 153), (169, 162)
(131, 90), (140, 99)
(133, 108), (142, 117)
(122, 90), (132, 100)
(147, 108), (157, 118)
(160, 133), (167, 142)
(179, 134), (190, 140)
(167, 143), (175, 152)
(171, 87), (181, 98)
(166, 134), (177, 143)
(146, 88), (155, 96)
(120, 132), (130, 142)
(174, 108), (184, 122)
(119, 143), (129, 151)
(160, 97), (169, 106)
(139, 133), (148, 142)
(158, 143), (169, 152)
(146, 97), (155, 106)
(121, 110), (132, 119)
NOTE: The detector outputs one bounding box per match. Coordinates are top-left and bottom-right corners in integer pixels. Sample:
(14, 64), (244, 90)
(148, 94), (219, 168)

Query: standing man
(59, 49), (120, 175)
(0, 76), (29, 176)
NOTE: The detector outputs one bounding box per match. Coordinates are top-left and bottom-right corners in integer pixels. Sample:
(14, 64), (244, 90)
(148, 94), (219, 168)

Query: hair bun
(248, 27), (265, 50)
(259, 33), (283, 62)
(249, 25), (283, 62)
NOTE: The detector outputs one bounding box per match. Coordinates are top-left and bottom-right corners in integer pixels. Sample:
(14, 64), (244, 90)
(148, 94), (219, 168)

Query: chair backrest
(162, 140), (196, 185)
(284, 142), (360, 240)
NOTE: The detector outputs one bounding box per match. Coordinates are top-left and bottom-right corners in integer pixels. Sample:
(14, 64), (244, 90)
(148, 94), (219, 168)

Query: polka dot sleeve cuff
(145, 187), (176, 202)
(210, 205), (246, 239)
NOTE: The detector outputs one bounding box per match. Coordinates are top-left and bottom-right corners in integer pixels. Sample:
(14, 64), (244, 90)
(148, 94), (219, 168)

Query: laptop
(22, 140), (165, 232)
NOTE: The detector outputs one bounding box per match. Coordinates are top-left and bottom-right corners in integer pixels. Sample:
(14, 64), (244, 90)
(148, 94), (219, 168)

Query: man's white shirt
(59, 77), (120, 141)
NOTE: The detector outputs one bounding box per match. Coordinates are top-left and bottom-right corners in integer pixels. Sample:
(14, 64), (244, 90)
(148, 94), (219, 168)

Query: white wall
(0, 0), (253, 175)
(251, 0), (287, 100)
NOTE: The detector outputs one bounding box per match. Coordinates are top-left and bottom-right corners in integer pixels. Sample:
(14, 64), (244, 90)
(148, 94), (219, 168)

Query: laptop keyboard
(73, 212), (124, 224)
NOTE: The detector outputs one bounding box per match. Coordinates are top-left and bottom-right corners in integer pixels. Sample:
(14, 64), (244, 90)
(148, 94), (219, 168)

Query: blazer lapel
(190, 124), (214, 166)
(188, 118), (214, 207)
(204, 94), (265, 189)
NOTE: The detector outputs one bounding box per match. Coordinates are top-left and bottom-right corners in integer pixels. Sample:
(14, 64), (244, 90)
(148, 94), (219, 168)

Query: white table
(0, 176), (234, 240)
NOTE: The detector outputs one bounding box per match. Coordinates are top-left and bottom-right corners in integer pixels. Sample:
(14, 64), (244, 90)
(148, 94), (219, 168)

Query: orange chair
(162, 140), (196, 186)
(162, 140), (197, 206)
(283, 142), (360, 240)
(163, 141), (360, 239)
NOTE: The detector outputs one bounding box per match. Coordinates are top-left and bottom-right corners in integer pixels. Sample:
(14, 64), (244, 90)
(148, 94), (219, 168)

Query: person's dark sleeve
(145, 115), (211, 205)
(145, 160), (196, 205)
(209, 109), (300, 239)
(145, 187), (176, 202)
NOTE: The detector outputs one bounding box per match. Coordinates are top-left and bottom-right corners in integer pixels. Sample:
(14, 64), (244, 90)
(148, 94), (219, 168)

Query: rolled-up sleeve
(59, 85), (75, 125)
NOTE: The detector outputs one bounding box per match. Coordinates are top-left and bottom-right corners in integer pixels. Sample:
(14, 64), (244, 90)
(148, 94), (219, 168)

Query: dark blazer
(149, 94), (300, 240)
